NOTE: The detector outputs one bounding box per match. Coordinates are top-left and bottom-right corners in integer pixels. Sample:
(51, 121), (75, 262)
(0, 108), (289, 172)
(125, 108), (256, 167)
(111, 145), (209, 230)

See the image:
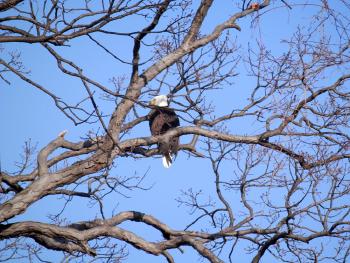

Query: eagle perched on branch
(149, 95), (180, 168)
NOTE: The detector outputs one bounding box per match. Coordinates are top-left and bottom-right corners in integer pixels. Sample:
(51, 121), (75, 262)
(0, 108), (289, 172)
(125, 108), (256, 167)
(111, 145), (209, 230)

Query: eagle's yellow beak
(149, 98), (156, 106)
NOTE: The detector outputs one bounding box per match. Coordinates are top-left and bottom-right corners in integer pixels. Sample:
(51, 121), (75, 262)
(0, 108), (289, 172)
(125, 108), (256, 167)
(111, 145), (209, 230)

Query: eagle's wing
(149, 109), (164, 136)
(160, 108), (180, 156)
(149, 108), (179, 135)
(161, 108), (180, 132)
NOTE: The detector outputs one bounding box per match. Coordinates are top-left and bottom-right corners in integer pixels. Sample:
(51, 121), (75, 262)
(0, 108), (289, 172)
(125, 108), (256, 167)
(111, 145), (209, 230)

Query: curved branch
(0, 0), (23, 12)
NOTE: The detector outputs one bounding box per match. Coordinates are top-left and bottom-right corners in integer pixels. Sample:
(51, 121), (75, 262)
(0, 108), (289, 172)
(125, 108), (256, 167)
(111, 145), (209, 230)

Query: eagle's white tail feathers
(162, 154), (174, 168)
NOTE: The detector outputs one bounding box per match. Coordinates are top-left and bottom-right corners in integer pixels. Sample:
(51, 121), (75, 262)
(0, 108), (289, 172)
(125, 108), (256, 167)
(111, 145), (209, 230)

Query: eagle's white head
(149, 95), (168, 107)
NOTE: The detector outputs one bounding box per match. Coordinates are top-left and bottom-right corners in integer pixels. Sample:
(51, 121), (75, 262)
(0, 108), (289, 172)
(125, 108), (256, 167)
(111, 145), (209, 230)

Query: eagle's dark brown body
(149, 107), (180, 166)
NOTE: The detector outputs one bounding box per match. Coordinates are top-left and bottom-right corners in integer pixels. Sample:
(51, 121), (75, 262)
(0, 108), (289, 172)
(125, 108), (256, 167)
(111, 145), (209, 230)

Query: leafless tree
(1, 0), (349, 262)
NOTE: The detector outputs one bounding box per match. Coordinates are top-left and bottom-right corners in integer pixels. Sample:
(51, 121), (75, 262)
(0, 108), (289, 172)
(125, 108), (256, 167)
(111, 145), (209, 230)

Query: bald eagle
(149, 95), (180, 168)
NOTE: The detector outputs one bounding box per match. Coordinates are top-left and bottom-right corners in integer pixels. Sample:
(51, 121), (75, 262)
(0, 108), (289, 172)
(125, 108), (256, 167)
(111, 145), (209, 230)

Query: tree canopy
(1, 0), (350, 262)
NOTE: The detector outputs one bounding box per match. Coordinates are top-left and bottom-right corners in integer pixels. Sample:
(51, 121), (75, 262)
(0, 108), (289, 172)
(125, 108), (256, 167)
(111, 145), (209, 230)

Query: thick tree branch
(0, 0), (23, 12)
